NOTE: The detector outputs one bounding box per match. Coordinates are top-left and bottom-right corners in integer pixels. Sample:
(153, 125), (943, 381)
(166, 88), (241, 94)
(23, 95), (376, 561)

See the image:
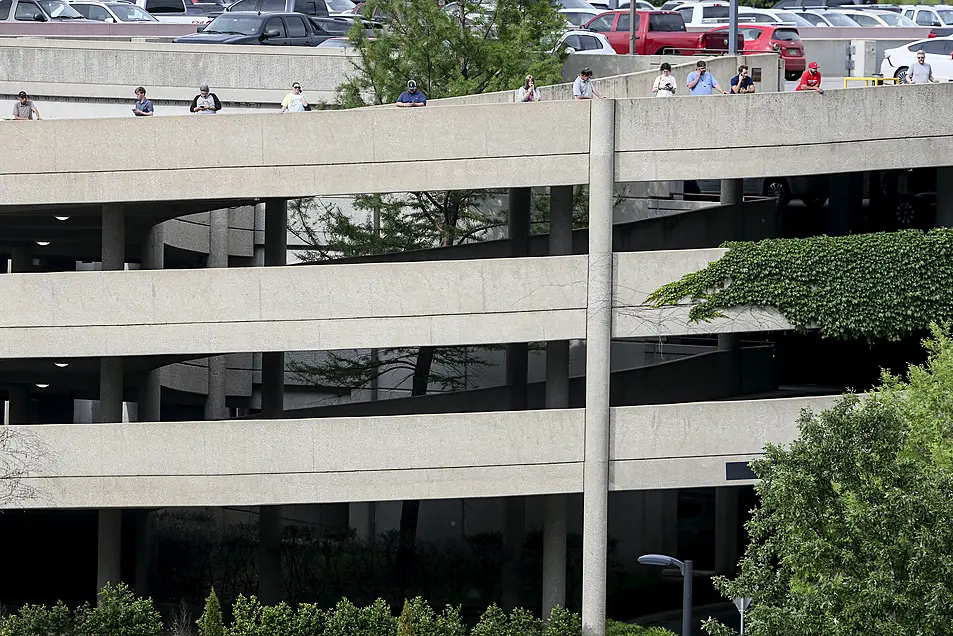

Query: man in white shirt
(907, 50), (938, 84)
(281, 82), (309, 112)
(572, 68), (606, 100)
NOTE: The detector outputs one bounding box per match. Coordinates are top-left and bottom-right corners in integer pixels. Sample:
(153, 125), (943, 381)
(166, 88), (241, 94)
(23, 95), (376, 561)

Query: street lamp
(638, 554), (693, 636)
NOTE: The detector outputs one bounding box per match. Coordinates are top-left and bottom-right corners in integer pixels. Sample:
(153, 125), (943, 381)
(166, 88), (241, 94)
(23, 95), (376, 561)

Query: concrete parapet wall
(8, 395), (835, 508)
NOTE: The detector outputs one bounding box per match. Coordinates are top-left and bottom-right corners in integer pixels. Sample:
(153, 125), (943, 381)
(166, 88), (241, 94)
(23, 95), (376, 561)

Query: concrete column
(208, 208), (229, 268)
(140, 225), (164, 423)
(718, 333), (741, 396)
(543, 185), (573, 617)
(133, 510), (156, 597)
(99, 358), (124, 424)
(97, 509), (122, 595)
(9, 246), (32, 273)
(205, 209), (230, 420)
(262, 200), (287, 418)
(101, 204), (125, 271)
(720, 179), (742, 206)
(7, 386), (31, 425)
(582, 98), (615, 636)
(937, 166), (953, 228)
(715, 487), (740, 575)
(258, 505), (283, 605)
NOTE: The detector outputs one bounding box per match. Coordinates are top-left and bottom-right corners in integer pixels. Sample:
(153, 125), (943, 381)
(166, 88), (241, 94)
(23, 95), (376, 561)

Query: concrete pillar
(258, 505), (283, 605)
(543, 185), (573, 617)
(828, 172), (862, 237)
(9, 246), (32, 273)
(582, 98), (615, 636)
(97, 509), (122, 595)
(349, 502), (376, 542)
(715, 487), (740, 575)
(7, 386), (31, 424)
(264, 199), (288, 267)
(718, 334), (741, 396)
(101, 204), (125, 271)
(133, 510), (156, 597)
(140, 225), (164, 423)
(937, 166), (953, 228)
(208, 208), (229, 268)
(719, 179), (742, 205)
(99, 358), (124, 424)
(205, 209), (230, 420)
(262, 200), (287, 418)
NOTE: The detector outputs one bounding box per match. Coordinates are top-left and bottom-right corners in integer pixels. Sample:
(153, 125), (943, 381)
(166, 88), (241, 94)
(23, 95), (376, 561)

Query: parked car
(323, 0), (354, 15)
(772, 0), (868, 7)
(555, 29), (615, 54)
(687, 176), (830, 209)
(833, 8), (917, 25)
(879, 168), (936, 230)
(672, 0), (730, 27)
(174, 10), (332, 43)
(225, 0), (354, 33)
(69, 0), (158, 21)
(902, 5), (953, 27)
(584, 9), (739, 54)
(0, 0), (95, 22)
(881, 36), (953, 82)
(560, 7), (600, 26)
(737, 7), (813, 26)
(130, 0), (215, 23)
(791, 8), (860, 26)
(710, 24), (805, 79)
(617, 0), (657, 9)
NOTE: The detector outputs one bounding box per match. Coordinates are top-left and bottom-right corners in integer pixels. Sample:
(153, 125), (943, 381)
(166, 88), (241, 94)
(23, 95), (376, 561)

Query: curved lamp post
(638, 554), (693, 636)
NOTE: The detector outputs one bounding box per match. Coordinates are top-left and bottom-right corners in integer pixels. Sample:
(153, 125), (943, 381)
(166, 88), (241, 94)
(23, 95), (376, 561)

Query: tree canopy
(704, 323), (953, 636)
(338, 0), (567, 106)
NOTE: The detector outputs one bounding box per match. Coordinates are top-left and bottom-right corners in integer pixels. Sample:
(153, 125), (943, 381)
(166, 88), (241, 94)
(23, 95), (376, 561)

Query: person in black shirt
(730, 65), (755, 95)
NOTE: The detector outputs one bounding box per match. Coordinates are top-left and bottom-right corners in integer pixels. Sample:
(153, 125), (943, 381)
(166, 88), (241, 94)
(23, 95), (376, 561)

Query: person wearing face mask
(652, 63), (676, 98)
(516, 75), (541, 102)
(795, 61), (824, 95)
(730, 65), (755, 95)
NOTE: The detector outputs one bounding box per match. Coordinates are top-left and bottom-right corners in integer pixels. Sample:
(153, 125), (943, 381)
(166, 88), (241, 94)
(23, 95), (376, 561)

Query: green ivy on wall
(646, 229), (953, 342)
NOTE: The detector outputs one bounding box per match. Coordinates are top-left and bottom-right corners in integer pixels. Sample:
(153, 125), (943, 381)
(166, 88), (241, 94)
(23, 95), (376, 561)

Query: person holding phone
(687, 60), (728, 96)
(132, 87), (154, 117)
(516, 75), (541, 102)
(730, 65), (755, 94)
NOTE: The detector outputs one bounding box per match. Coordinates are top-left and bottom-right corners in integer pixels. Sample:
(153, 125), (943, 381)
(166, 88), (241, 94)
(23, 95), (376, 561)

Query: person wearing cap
(396, 80), (427, 107)
(687, 60), (727, 96)
(573, 68), (605, 100)
(190, 85), (222, 114)
(906, 49), (937, 85)
(12, 91), (41, 120)
(281, 82), (309, 113)
(796, 62), (824, 95)
(132, 87), (154, 117)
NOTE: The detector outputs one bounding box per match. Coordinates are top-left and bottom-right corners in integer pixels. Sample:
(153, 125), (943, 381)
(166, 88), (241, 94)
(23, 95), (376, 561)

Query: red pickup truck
(584, 10), (741, 55)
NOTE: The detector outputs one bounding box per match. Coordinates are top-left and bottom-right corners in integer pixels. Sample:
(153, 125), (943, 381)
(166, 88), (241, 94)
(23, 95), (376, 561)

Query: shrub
(197, 588), (225, 636)
(0, 601), (72, 636)
(544, 606), (581, 636)
(227, 595), (262, 636)
(73, 582), (163, 636)
(606, 620), (676, 635)
(292, 603), (327, 636)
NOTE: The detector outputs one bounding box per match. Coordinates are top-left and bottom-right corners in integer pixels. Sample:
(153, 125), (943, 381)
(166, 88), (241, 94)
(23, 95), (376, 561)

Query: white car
(792, 9), (860, 27)
(833, 9), (917, 27)
(560, 7), (600, 27)
(881, 37), (953, 82)
(556, 29), (615, 54)
(589, 0), (652, 10)
(736, 8), (813, 27)
(673, 1), (730, 27)
(69, 0), (158, 20)
(902, 5), (953, 28)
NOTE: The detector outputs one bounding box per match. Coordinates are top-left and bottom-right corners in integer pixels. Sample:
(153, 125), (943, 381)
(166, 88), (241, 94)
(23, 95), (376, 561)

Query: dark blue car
(173, 11), (331, 45)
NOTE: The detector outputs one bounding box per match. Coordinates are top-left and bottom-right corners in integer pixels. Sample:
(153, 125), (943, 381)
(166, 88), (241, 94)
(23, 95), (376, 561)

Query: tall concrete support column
(99, 358), (124, 424)
(258, 505), (283, 605)
(543, 185), (574, 617)
(101, 204), (125, 271)
(140, 225), (165, 423)
(937, 167), (953, 228)
(582, 98), (615, 636)
(9, 246), (32, 273)
(502, 187), (532, 610)
(262, 200), (287, 419)
(97, 509), (122, 594)
(720, 179), (744, 241)
(205, 209), (230, 420)
(715, 487), (740, 575)
(134, 510), (156, 596)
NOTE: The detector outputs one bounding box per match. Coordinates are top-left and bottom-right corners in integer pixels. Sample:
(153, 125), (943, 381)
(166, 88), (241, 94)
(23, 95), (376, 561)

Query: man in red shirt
(796, 61), (824, 95)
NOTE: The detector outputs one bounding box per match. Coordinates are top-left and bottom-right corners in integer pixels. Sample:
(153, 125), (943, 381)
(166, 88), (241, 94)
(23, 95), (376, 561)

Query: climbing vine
(646, 229), (953, 342)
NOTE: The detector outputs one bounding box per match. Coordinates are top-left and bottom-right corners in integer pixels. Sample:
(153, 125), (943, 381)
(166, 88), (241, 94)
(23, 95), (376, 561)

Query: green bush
(606, 620), (676, 635)
(198, 588), (226, 636)
(293, 603), (327, 636)
(73, 582), (163, 636)
(0, 601), (72, 636)
(227, 595), (263, 636)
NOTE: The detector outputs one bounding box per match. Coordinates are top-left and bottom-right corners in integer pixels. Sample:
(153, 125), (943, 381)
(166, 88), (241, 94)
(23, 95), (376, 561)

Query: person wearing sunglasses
(281, 82), (310, 113)
(906, 50), (938, 85)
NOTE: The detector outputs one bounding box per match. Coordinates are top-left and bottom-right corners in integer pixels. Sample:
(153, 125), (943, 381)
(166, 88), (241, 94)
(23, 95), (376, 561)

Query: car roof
(600, 8), (679, 13)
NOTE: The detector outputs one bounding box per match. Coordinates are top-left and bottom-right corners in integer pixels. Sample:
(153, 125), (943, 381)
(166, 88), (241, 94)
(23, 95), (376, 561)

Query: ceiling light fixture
(54, 216), (70, 221)
(35, 241), (50, 246)
(54, 362), (69, 368)
(35, 383), (50, 389)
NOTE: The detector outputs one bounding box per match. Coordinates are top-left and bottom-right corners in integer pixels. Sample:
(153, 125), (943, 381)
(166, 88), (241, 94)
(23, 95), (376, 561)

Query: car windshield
(818, 11), (857, 26)
(203, 14), (262, 32)
(564, 11), (595, 25)
(325, 0), (354, 11)
(774, 11), (811, 25)
(771, 27), (799, 40)
(110, 4), (156, 20)
(796, 11), (825, 25)
(875, 12), (914, 26)
(38, 0), (84, 17)
(938, 9), (953, 23)
(560, 0), (593, 10)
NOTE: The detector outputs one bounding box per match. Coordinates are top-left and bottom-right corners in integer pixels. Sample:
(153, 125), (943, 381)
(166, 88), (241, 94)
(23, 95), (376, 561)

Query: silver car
(69, 0), (158, 20)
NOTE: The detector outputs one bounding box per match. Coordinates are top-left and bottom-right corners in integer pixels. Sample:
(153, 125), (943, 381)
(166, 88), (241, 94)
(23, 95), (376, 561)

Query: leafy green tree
(0, 602), (72, 636)
(338, 0), (566, 107)
(704, 324), (953, 636)
(73, 583), (163, 636)
(197, 588), (226, 636)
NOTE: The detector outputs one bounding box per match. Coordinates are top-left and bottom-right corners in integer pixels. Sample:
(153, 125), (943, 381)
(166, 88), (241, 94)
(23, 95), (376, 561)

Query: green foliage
(394, 598), (461, 636)
(646, 229), (953, 342)
(198, 588), (226, 636)
(705, 324), (953, 636)
(605, 621), (676, 635)
(292, 603), (327, 636)
(338, 0), (566, 106)
(544, 607), (581, 635)
(227, 595), (263, 636)
(0, 602), (72, 636)
(73, 583), (163, 636)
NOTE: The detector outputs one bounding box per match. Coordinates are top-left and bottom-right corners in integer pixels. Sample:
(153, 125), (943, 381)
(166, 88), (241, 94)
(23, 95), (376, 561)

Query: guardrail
(843, 76), (901, 87)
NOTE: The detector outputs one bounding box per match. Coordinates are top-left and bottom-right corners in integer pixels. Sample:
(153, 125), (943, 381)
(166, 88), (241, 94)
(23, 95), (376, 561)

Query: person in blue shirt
(730, 65), (756, 95)
(686, 61), (728, 96)
(396, 80), (427, 107)
(132, 86), (154, 116)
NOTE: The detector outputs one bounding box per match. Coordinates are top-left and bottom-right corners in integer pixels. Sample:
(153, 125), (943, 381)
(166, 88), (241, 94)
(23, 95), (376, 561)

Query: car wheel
(764, 179), (791, 208)
(785, 70), (801, 81)
(895, 195), (917, 226)
(894, 67), (908, 83)
(801, 194), (828, 209)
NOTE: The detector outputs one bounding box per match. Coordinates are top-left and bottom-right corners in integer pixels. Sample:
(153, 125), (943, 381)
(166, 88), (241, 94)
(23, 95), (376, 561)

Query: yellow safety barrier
(843, 76), (901, 88)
